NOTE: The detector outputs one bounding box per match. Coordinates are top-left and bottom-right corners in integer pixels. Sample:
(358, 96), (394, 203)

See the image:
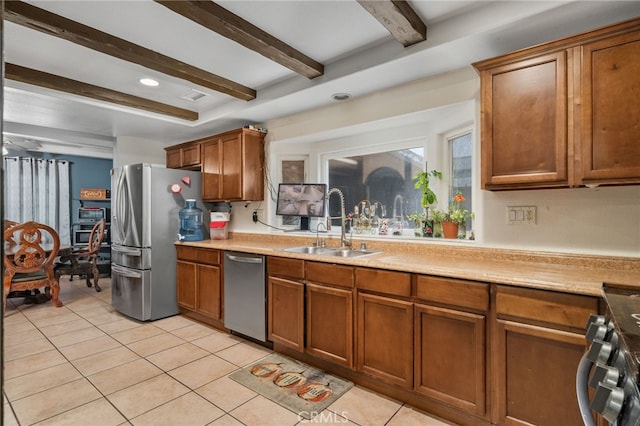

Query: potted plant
(442, 190), (473, 239)
(430, 208), (447, 238)
(413, 169), (442, 237)
(407, 212), (425, 237)
(414, 169), (443, 210)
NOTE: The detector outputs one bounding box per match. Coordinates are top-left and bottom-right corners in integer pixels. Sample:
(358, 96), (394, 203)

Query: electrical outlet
(506, 206), (536, 225)
(252, 210), (258, 223)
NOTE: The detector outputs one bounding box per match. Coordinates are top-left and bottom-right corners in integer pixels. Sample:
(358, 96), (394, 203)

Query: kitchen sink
(282, 246), (336, 255)
(282, 246), (382, 258)
(325, 248), (381, 258)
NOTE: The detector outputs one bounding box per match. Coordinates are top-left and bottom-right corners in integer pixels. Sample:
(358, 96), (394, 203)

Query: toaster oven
(78, 207), (108, 222)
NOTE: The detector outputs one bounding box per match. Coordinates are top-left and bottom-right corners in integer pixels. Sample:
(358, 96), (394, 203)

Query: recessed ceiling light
(139, 78), (159, 87)
(331, 93), (351, 101)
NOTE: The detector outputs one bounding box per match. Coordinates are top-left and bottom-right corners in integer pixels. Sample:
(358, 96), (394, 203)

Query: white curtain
(3, 157), (71, 245)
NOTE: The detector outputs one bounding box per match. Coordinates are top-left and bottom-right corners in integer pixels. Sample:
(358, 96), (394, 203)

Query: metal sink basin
(282, 246), (336, 255)
(282, 245), (381, 258)
(325, 248), (381, 258)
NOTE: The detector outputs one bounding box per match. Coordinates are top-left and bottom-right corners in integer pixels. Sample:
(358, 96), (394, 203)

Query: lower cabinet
(262, 256), (597, 426)
(306, 282), (353, 367)
(267, 257), (305, 351)
(355, 267), (414, 389)
(176, 246), (222, 326)
(357, 292), (414, 389)
(494, 285), (598, 426)
(268, 276), (304, 351)
(414, 275), (489, 417)
(305, 261), (355, 368)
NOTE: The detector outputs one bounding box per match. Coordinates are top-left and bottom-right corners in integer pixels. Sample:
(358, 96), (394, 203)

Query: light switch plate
(507, 206), (536, 225)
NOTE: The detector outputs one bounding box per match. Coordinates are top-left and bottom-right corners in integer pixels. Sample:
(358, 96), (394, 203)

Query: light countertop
(177, 233), (640, 297)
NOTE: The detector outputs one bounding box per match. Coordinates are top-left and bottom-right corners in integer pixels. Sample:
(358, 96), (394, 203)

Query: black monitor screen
(276, 183), (327, 217)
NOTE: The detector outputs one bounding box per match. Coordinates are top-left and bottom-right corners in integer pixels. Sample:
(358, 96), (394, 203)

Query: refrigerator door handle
(112, 264), (143, 279)
(225, 253), (264, 264)
(111, 246), (142, 256)
(114, 169), (128, 243)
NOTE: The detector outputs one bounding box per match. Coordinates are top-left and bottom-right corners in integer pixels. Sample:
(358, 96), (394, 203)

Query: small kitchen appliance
(580, 283), (640, 426)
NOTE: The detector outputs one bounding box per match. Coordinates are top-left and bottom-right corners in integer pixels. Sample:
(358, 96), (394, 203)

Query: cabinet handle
(225, 253), (263, 264)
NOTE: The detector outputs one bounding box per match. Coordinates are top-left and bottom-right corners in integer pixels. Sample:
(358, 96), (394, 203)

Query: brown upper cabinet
(165, 141), (201, 170)
(201, 128), (266, 202)
(473, 17), (640, 190)
(166, 128), (266, 201)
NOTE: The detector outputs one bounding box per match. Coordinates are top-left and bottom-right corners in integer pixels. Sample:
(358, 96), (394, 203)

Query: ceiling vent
(180, 90), (208, 102)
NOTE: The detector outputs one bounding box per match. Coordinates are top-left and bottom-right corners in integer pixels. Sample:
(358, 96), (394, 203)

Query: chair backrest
(4, 221), (60, 275)
(4, 220), (20, 246)
(87, 219), (106, 256)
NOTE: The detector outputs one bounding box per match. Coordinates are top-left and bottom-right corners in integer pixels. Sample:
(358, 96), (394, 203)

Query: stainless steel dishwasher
(223, 251), (267, 342)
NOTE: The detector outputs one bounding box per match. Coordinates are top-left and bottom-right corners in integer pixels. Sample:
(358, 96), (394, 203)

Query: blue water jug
(178, 199), (204, 241)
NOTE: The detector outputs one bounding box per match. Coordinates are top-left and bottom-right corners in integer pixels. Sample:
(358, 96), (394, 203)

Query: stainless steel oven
(75, 207), (110, 246)
(580, 283), (640, 426)
(74, 225), (110, 246)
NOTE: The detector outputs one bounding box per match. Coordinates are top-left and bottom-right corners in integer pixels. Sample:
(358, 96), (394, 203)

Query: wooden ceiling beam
(5, 63), (199, 121)
(358, 0), (426, 47)
(4, 1), (256, 101)
(155, 0), (324, 79)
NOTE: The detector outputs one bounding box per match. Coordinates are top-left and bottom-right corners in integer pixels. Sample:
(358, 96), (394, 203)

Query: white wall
(113, 136), (166, 168)
(231, 67), (640, 257)
(121, 67), (639, 257)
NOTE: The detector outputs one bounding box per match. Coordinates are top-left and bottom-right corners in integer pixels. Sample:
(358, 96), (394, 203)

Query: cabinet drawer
(267, 257), (304, 280)
(306, 261), (354, 288)
(496, 285), (598, 329)
(176, 246), (220, 265)
(355, 267), (411, 297)
(415, 275), (489, 312)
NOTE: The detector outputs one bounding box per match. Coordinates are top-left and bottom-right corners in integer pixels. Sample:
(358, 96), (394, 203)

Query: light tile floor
(3, 277), (457, 426)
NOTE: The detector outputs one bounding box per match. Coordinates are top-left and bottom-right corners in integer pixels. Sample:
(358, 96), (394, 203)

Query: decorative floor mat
(229, 353), (354, 419)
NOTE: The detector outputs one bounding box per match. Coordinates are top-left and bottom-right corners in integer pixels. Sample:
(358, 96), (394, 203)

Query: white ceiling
(3, 0), (639, 158)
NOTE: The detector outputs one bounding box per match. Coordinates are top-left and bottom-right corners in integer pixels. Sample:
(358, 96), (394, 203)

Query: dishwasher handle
(225, 253), (264, 264)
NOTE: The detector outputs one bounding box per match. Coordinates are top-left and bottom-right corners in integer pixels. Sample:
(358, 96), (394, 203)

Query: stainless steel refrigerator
(110, 163), (207, 321)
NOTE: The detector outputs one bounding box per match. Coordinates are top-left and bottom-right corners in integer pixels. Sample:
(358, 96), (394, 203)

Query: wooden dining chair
(55, 219), (106, 292)
(4, 219), (20, 246)
(3, 221), (62, 314)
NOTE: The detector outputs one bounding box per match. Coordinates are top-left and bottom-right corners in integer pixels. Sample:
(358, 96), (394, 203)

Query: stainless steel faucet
(327, 187), (352, 249)
(315, 222), (327, 248)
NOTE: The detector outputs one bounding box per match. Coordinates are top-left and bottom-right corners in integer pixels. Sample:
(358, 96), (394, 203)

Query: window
(448, 130), (473, 229)
(327, 147), (425, 234)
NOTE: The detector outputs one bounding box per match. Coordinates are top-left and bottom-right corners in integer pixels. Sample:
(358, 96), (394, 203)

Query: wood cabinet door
(415, 304), (486, 416)
(268, 276), (304, 351)
(356, 292), (413, 389)
(306, 282), (353, 367)
(579, 31), (640, 184)
(166, 148), (181, 169)
(182, 144), (201, 168)
(201, 139), (222, 201)
(479, 51), (569, 189)
(197, 263), (222, 321)
(220, 132), (243, 200)
(176, 260), (196, 310)
(496, 319), (585, 426)
(240, 130), (266, 201)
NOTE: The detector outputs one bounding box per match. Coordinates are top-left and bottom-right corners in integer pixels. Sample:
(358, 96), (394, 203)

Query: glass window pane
(328, 148), (424, 230)
(449, 132), (473, 229)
